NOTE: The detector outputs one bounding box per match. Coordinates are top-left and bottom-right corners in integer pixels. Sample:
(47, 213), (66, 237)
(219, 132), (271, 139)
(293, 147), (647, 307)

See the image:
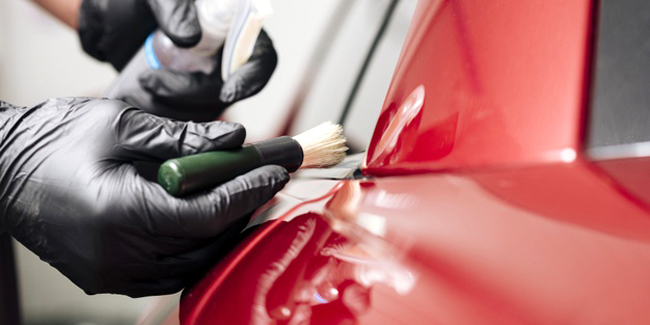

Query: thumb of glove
(219, 30), (277, 105)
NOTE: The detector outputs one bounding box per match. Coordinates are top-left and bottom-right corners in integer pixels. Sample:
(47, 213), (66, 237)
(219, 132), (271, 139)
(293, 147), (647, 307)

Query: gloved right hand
(0, 97), (289, 297)
(78, 0), (201, 71)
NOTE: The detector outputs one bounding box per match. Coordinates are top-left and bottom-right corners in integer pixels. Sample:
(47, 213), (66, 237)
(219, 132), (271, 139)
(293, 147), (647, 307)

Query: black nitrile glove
(130, 30), (278, 121)
(0, 98), (289, 297)
(142, 30), (277, 106)
(79, 0), (201, 71)
(79, 0), (278, 122)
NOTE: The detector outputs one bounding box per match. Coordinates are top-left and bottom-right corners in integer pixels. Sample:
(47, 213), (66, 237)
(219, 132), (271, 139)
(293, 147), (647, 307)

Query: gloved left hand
(0, 97), (289, 297)
(129, 30), (278, 122)
(79, 0), (278, 121)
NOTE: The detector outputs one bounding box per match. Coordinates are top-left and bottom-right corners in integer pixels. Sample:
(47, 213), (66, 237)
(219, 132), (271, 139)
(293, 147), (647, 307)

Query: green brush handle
(158, 136), (303, 196)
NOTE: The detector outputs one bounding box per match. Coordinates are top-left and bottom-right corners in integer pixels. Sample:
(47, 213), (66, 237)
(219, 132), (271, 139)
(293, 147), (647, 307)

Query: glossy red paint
(592, 157), (650, 211)
(349, 165), (650, 324)
(159, 0), (650, 324)
(178, 157), (650, 324)
(366, 0), (593, 174)
(179, 182), (345, 325)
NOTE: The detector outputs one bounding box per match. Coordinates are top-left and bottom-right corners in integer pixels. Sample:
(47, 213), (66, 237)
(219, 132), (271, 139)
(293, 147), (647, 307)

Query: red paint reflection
(182, 214), (375, 325)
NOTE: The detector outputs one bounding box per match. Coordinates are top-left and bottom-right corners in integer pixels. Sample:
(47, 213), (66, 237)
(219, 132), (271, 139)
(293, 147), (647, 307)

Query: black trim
(588, 0), (650, 153)
(338, 0), (401, 127)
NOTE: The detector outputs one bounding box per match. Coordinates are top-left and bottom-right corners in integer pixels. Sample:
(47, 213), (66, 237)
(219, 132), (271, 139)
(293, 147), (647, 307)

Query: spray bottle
(104, 0), (272, 114)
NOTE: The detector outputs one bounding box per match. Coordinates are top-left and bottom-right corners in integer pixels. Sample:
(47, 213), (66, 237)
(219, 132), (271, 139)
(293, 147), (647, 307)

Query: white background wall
(0, 1), (116, 105)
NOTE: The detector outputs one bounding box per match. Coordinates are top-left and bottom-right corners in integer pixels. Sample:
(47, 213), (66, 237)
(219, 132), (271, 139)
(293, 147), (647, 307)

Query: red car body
(144, 1), (650, 324)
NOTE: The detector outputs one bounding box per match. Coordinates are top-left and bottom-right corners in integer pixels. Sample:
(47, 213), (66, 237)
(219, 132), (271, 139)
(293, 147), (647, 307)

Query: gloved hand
(79, 0), (278, 121)
(0, 98), (289, 297)
(123, 30), (278, 122)
(78, 0), (201, 71)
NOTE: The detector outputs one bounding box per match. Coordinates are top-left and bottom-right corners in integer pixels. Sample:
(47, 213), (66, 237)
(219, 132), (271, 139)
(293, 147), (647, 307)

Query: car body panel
(177, 159), (650, 324)
(593, 156), (650, 210)
(138, 0), (650, 324)
(366, 0), (593, 174)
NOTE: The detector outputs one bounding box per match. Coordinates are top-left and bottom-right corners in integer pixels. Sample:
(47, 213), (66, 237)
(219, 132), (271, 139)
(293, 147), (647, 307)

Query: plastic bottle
(104, 0), (271, 121)
(152, 0), (236, 74)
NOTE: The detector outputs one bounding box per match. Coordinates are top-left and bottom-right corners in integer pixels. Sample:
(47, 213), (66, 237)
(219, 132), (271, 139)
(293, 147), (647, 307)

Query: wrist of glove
(0, 97), (289, 297)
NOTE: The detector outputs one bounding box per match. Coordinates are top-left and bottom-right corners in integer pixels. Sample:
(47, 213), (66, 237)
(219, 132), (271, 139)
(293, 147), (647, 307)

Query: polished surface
(366, 0), (593, 174)
(151, 0), (650, 324)
(592, 156), (650, 213)
(180, 158), (650, 324)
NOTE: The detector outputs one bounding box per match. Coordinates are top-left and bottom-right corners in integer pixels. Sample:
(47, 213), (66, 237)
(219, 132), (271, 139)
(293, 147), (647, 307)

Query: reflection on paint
(184, 180), (417, 325)
(542, 148), (578, 163)
(373, 190), (418, 209)
(322, 243), (416, 295)
(182, 212), (417, 325)
(371, 85), (425, 162)
(354, 213), (387, 237)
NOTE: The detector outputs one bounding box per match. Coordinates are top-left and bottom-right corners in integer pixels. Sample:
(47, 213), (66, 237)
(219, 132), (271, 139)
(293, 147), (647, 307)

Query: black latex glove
(121, 30), (278, 122)
(79, 0), (201, 71)
(79, 0), (278, 121)
(0, 98), (289, 297)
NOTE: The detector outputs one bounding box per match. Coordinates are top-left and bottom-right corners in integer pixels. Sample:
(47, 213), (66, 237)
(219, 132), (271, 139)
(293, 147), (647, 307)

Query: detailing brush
(158, 121), (348, 196)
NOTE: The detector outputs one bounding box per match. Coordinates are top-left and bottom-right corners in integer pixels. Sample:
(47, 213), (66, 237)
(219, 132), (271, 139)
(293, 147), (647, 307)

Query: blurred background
(0, 0), (416, 324)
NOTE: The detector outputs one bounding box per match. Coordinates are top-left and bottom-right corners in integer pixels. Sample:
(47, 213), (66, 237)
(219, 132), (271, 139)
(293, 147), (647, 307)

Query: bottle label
(144, 33), (162, 70)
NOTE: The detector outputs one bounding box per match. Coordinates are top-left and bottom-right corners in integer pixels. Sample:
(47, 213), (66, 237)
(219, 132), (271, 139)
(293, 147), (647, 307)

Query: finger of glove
(139, 68), (222, 104)
(137, 217), (249, 280)
(147, 0), (201, 47)
(78, 0), (111, 62)
(144, 165), (289, 238)
(103, 276), (187, 297)
(79, 0), (158, 71)
(220, 30), (278, 104)
(114, 108), (245, 161)
(77, 253), (186, 297)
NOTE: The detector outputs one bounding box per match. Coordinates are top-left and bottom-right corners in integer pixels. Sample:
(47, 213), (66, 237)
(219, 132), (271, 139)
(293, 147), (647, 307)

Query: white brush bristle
(292, 121), (348, 168)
